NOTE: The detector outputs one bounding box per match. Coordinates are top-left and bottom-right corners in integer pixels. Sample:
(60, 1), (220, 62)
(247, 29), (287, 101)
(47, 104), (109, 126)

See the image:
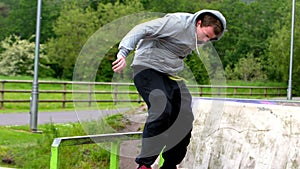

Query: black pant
(133, 68), (194, 169)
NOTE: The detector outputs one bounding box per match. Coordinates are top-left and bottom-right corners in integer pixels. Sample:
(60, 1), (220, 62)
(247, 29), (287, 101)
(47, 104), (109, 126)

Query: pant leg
(161, 131), (192, 169)
(133, 68), (174, 167)
(161, 81), (194, 169)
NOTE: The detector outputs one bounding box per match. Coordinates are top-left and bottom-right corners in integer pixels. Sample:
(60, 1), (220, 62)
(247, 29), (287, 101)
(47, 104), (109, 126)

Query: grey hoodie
(117, 9), (226, 75)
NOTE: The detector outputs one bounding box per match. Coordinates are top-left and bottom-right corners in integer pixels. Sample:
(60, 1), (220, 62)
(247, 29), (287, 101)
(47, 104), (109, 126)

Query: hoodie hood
(118, 10), (227, 75)
(191, 9), (227, 40)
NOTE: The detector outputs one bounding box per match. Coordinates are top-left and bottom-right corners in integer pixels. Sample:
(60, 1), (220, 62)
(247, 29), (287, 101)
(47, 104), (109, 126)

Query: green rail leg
(159, 152), (165, 168)
(50, 146), (59, 169)
(110, 141), (120, 169)
(159, 146), (165, 168)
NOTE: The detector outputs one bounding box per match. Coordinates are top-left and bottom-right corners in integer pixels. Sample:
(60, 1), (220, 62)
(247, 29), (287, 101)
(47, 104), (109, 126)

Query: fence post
(264, 88), (267, 97)
(234, 87), (237, 96)
(62, 83), (66, 109)
(0, 81), (4, 109)
(88, 84), (92, 107)
(249, 88), (253, 96)
(114, 84), (118, 105)
(199, 86), (203, 97)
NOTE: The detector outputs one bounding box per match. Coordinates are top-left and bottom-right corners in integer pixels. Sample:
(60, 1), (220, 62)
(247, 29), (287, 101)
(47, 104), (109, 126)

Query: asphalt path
(0, 108), (129, 126)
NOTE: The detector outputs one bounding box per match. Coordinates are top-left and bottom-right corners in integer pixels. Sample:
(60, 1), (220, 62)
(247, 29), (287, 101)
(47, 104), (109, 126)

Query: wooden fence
(0, 80), (287, 109)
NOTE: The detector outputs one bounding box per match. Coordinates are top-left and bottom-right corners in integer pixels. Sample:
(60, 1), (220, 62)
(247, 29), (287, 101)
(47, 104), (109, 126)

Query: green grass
(225, 80), (286, 99)
(225, 80), (286, 87)
(0, 113), (130, 169)
(0, 75), (66, 81)
(0, 127), (40, 146)
(187, 80), (286, 99)
(0, 75), (141, 113)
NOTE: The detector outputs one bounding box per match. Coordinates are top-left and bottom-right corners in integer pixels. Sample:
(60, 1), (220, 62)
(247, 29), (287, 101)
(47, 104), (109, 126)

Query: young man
(112, 9), (226, 169)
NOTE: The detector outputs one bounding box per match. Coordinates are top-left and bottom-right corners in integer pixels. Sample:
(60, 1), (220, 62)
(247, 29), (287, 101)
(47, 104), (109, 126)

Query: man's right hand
(112, 56), (126, 73)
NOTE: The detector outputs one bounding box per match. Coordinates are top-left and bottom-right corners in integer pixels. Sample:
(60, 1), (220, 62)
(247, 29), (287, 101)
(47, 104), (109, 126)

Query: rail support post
(50, 138), (61, 169)
(110, 141), (120, 169)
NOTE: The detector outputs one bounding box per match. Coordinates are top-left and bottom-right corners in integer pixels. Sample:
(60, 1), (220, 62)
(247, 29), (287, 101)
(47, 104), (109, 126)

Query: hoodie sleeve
(117, 14), (181, 58)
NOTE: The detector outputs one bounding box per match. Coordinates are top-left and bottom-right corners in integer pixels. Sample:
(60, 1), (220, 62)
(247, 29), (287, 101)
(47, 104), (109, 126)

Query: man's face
(196, 20), (217, 43)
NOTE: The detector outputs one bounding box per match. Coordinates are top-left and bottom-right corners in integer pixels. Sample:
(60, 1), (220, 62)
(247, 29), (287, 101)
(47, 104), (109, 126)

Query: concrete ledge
(181, 99), (300, 168)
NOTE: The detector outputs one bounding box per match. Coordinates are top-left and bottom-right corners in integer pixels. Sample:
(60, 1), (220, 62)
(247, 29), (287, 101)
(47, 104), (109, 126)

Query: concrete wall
(181, 100), (300, 169)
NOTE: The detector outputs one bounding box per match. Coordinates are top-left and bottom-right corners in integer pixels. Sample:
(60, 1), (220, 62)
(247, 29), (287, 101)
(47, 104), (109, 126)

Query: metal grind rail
(50, 132), (150, 169)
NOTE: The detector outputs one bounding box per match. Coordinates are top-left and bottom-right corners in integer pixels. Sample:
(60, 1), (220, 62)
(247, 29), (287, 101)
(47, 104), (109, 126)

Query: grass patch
(0, 113), (131, 169)
(105, 113), (130, 131)
(0, 127), (40, 146)
(225, 80), (286, 87)
(187, 80), (287, 99)
(0, 75), (141, 113)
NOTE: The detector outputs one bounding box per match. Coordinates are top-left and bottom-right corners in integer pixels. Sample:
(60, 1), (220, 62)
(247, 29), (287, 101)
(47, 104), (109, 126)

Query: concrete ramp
(181, 99), (300, 169)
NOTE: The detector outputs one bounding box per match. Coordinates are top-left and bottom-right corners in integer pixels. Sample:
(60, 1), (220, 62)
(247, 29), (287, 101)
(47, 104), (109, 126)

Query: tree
(45, 2), (100, 79)
(0, 0), (65, 44)
(4, 0), (37, 41)
(0, 2), (9, 51)
(226, 53), (266, 81)
(214, 0), (289, 68)
(0, 0), (16, 41)
(46, 0), (144, 80)
(266, 1), (300, 95)
(94, 0), (144, 81)
(184, 52), (210, 85)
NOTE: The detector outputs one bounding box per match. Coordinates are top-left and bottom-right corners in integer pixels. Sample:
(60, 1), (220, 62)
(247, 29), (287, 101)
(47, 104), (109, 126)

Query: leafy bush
(0, 35), (54, 77)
